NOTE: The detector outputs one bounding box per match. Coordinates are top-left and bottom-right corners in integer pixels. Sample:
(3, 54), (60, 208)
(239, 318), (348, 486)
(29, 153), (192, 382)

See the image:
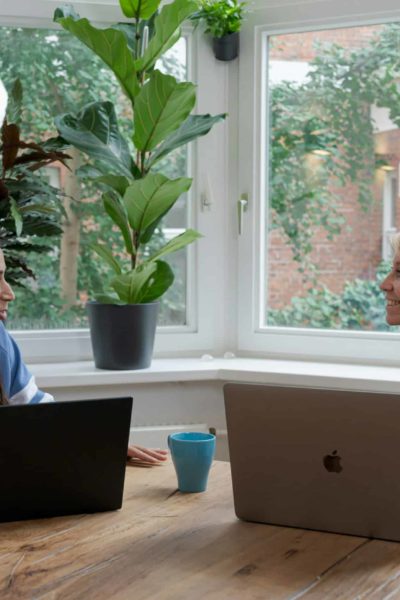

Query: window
(238, 0), (400, 363)
(1, 26), (189, 330)
(382, 171), (397, 261)
(265, 24), (400, 333)
(1, 2), (227, 361)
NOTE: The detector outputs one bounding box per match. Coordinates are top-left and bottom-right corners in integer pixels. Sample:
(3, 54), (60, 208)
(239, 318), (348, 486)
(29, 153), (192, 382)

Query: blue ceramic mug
(168, 432), (216, 493)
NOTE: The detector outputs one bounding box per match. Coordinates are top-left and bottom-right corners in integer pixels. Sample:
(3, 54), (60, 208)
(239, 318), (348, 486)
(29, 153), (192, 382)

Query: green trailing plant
(0, 79), (70, 287)
(53, 1), (226, 305)
(191, 0), (246, 38)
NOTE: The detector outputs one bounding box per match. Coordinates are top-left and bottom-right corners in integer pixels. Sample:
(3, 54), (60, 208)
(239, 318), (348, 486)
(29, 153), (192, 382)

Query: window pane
(265, 24), (400, 331)
(1, 28), (189, 329)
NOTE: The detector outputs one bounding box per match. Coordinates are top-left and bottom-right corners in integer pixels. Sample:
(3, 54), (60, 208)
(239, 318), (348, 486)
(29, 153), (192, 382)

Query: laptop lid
(0, 397), (132, 522)
(224, 383), (400, 541)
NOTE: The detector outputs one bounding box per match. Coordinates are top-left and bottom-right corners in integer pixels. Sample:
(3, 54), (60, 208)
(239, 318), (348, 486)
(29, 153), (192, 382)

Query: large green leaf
(119, 0), (136, 17)
(111, 262), (158, 303)
(135, 0), (197, 73)
(54, 10), (140, 102)
(94, 293), (124, 305)
(91, 243), (122, 275)
(133, 70), (196, 152)
(123, 173), (192, 234)
(96, 175), (131, 197)
(119, 0), (161, 19)
(103, 192), (135, 255)
(110, 22), (137, 54)
(147, 113), (227, 167)
(146, 228), (202, 262)
(140, 260), (174, 301)
(55, 102), (135, 179)
(140, 204), (173, 244)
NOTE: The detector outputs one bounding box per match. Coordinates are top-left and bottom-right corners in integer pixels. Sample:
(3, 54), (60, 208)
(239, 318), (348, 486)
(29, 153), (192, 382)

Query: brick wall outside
(269, 25), (383, 62)
(266, 24), (399, 310)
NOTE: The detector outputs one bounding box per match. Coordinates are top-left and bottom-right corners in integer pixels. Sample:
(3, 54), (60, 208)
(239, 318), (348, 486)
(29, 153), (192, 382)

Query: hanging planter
(190, 0), (247, 63)
(212, 31), (239, 61)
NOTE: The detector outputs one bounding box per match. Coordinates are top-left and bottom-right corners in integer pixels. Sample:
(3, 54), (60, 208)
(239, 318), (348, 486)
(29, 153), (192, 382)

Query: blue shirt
(0, 323), (53, 404)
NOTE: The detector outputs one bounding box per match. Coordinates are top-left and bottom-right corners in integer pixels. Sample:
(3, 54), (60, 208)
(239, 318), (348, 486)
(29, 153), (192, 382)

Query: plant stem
(131, 231), (140, 268)
(140, 150), (146, 175)
(134, 0), (142, 59)
(135, 21), (141, 58)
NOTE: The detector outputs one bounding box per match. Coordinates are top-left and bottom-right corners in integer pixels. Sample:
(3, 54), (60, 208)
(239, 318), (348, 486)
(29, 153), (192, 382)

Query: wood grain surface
(1, 461), (399, 599)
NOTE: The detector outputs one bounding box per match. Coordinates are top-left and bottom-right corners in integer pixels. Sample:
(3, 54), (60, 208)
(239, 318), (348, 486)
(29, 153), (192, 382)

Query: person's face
(380, 251), (400, 325)
(0, 250), (15, 321)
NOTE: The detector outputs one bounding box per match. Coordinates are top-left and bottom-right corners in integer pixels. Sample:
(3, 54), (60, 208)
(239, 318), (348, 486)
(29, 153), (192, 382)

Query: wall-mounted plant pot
(87, 301), (159, 370)
(212, 32), (239, 61)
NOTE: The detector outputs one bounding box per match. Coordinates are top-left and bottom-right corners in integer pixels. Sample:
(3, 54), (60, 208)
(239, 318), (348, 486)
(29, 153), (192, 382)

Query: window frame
(382, 171), (397, 261)
(1, 0), (229, 362)
(237, 0), (400, 366)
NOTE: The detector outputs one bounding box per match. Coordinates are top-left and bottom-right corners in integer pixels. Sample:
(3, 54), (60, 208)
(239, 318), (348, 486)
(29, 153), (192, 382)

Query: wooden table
(2, 461), (400, 599)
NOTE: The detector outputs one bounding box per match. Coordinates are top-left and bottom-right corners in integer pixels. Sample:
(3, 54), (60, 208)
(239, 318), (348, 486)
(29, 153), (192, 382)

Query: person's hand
(127, 444), (168, 466)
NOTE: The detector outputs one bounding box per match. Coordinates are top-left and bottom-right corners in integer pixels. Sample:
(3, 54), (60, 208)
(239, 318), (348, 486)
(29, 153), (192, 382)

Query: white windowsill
(29, 357), (400, 393)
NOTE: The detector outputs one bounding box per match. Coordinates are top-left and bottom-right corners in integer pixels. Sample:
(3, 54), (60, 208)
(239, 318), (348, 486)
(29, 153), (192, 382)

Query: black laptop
(0, 397), (132, 522)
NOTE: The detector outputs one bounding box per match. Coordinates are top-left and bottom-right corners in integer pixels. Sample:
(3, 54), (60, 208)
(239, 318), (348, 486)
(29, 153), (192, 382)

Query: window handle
(237, 194), (248, 235)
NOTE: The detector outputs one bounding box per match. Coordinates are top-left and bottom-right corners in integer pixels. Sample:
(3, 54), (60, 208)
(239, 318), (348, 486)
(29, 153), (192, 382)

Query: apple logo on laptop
(323, 450), (342, 473)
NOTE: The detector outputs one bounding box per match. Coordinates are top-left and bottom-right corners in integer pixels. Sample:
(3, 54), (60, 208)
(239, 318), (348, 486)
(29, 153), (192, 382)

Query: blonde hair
(390, 232), (400, 255)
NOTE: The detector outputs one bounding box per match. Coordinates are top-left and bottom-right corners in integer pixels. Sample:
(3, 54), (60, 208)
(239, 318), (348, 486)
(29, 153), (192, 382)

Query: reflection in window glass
(265, 24), (400, 331)
(0, 28), (188, 329)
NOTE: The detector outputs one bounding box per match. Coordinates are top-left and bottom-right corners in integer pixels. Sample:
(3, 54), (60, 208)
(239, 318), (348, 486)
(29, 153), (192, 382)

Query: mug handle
(167, 435), (171, 450)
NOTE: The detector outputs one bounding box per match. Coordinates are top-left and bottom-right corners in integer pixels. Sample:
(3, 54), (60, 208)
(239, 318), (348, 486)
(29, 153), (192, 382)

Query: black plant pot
(87, 302), (159, 370)
(212, 32), (239, 61)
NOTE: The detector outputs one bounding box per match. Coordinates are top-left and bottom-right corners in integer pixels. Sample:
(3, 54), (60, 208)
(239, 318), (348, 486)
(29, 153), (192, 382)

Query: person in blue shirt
(0, 248), (167, 465)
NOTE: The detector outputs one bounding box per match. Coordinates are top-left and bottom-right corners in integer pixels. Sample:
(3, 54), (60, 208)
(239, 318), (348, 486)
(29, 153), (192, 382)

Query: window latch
(200, 175), (213, 212)
(237, 194), (248, 235)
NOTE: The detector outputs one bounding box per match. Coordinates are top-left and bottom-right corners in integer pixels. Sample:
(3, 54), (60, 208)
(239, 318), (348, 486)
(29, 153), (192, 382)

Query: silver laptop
(224, 382), (400, 541)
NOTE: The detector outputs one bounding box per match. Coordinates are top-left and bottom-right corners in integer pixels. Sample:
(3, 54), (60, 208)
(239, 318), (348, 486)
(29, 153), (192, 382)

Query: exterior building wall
(269, 26), (383, 62)
(266, 25), (399, 309)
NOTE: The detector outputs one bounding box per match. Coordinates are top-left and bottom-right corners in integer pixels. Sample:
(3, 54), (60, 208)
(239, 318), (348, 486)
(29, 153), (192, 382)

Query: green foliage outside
(268, 261), (393, 331)
(266, 24), (400, 329)
(270, 24), (400, 272)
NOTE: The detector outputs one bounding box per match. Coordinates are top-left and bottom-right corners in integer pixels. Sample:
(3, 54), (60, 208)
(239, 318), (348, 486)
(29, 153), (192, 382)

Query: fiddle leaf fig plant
(54, 0), (225, 305)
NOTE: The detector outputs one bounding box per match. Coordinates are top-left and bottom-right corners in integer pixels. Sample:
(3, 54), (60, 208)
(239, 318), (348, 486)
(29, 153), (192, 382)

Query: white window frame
(0, 0), (229, 362)
(237, 0), (400, 366)
(382, 171), (397, 261)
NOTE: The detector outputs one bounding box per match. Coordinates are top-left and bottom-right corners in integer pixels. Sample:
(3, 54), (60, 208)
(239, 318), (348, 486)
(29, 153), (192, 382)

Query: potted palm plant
(191, 0), (246, 61)
(53, 0), (225, 370)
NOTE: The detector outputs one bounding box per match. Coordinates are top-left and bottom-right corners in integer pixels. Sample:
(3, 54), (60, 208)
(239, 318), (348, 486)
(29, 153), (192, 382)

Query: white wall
(44, 380), (229, 460)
